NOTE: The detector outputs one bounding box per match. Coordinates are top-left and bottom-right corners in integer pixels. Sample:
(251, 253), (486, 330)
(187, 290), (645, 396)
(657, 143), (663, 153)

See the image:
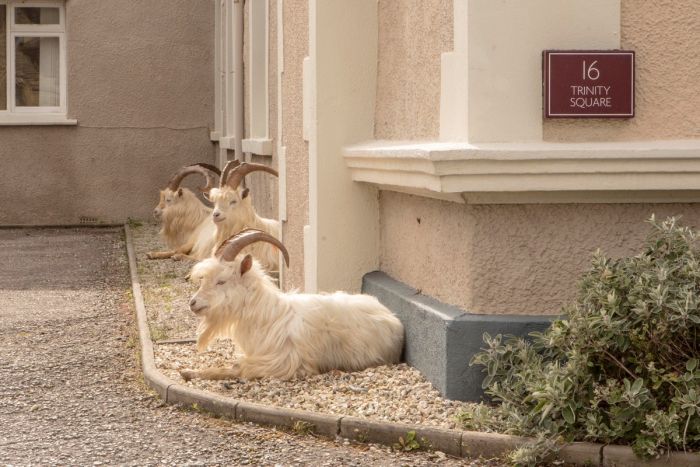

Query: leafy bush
(465, 216), (700, 464)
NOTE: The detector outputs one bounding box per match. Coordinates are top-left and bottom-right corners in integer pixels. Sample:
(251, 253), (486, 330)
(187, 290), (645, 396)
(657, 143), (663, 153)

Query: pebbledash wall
(373, 0), (700, 316)
(207, 0), (700, 400)
(305, 0), (700, 399)
(0, 0), (215, 225)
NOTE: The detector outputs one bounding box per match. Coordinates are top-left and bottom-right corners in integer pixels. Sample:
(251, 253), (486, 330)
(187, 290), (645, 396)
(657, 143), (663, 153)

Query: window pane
(15, 7), (60, 25)
(15, 37), (60, 107)
(0, 5), (6, 110)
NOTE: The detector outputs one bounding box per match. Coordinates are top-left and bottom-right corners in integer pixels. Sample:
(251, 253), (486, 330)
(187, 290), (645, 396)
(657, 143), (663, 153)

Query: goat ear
(177, 188), (183, 197)
(240, 254), (253, 275)
(241, 188), (250, 199)
(202, 191), (211, 201)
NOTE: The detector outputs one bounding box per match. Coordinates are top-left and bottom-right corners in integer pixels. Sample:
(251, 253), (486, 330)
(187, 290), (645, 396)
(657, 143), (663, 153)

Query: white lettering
(569, 97), (612, 109)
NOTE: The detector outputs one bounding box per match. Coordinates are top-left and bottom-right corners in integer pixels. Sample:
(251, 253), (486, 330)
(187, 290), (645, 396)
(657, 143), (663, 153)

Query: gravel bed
(134, 223), (475, 430)
(1, 227), (501, 465)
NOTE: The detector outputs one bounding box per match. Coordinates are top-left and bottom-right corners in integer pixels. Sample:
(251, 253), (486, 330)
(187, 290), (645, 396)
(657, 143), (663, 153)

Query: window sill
(242, 138), (273, 156)
(0, 114), (77, 126)
(218, 136), (235, 150)
(343, 140), (700, 204)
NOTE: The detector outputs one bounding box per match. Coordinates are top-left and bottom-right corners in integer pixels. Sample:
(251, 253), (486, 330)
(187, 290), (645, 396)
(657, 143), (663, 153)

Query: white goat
(180, 230), (404, 381)
(147, 163), (222, 261)
(207, 162), (281, 271)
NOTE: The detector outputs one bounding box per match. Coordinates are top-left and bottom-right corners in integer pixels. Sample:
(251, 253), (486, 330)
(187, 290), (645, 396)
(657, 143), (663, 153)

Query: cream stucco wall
(374, 1), (700, 315)
(380, 192), (700, 315)
(374, 0), (452, 140)
(544, 0), (700, 141)
(280, 0), (309, 290)
(0, 0), (215, 225)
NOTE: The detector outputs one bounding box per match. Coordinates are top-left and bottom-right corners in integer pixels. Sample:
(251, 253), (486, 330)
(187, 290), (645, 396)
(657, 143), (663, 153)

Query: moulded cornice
(343, 140), (700, 204)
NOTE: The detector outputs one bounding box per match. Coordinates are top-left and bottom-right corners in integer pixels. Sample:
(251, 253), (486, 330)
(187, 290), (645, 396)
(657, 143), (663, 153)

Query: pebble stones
(134, 224), (477, 430)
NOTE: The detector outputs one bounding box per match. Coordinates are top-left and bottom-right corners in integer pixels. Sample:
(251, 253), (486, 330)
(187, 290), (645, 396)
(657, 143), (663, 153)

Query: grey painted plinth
(362, 271), (555, 402)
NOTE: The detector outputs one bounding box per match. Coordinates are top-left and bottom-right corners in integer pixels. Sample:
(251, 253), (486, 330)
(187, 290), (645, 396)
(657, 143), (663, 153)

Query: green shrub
(466, 216), (700, 464)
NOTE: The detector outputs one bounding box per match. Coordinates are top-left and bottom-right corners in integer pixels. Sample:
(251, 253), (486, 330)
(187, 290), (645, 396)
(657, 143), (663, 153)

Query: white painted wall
(307, 0), (379, 293)
(441, 0), (621, 143)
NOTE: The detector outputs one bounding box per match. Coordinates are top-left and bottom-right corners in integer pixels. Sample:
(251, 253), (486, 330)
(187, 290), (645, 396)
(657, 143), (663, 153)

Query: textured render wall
(374, 0), (452, 140)
(0, 0), (214, 225)
(380, 191), (700, 315)
(544, 0), (700, 141)
(279, 0), (309, 291)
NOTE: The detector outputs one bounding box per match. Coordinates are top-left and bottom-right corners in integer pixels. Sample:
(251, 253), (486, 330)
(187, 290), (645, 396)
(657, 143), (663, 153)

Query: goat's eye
(229, 200), (237, 206)
(216, 280), (226, 285)
(166, 198), (172, 203)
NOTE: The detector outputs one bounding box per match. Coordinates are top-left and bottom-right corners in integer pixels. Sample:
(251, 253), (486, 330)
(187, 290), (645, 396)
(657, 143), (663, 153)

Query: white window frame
(0, 0), (73, 124)
(241, 0), (271, 156)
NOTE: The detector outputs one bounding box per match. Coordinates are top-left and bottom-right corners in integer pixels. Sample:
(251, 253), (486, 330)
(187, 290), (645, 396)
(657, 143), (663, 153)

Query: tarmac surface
(0, 228), (486, 466)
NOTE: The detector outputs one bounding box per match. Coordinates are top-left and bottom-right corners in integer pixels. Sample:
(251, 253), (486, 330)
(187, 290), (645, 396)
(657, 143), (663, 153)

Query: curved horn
(215, 229), (290, 267)
(219, 159), (241, 188)
(193, 162), (221, 176)
(167, 164), (221, 193)
(225, 163), (279, 190)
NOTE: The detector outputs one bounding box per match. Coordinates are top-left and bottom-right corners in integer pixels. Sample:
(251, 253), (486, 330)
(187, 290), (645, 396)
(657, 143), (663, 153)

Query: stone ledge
(340, 416), (463, 457)
(362, 270), (554, 401)
(602, 445), (700, 467)
(236, 402), (341, 438)
(168, 384), (237, 419)
(343, 139), (700, 204)
(123, 224), (700, 466)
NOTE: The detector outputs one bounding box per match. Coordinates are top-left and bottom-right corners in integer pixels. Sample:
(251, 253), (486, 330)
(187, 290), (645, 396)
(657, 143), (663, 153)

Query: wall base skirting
(362, 271), (555, 402)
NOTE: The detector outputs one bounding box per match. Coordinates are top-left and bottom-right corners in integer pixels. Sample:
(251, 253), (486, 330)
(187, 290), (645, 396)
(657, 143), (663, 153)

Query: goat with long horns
(147, 163), (225, 261)
(181, 229), (404, 381)
(205, 160), (282, 272)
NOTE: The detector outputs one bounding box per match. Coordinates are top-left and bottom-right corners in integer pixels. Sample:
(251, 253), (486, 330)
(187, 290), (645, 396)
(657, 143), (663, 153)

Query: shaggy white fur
(148, 187), (215, 260)
(207, 187), (281, 271)
(181, 256), (404, 381)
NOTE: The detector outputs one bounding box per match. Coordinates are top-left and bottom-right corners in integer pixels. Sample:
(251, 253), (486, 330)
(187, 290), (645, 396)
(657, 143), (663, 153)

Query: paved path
(0, 228), (483, 466)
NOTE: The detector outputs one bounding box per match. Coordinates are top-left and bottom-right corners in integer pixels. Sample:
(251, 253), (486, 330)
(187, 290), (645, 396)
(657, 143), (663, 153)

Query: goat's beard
(195, 309), (237, 353)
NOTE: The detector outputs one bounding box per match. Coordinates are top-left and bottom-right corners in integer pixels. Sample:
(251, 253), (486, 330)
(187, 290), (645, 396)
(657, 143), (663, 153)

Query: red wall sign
(543, 50), (635, 118)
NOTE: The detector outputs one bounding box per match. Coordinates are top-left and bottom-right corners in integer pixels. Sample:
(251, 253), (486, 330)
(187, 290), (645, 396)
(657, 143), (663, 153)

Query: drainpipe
(233, 0), (245, 162)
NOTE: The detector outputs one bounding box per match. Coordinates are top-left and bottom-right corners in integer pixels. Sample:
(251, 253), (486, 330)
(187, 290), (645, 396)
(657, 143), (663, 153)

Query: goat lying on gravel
(180, 229), (404, 381)
(148, 163), (226, 261)
(206, 161), (282, 271)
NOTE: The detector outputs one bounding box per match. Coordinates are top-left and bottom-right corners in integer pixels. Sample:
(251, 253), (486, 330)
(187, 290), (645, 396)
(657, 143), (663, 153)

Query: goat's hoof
(171, 254), (184, 262)
(180, 369), (197, 382)
(146, 252), (155, 260)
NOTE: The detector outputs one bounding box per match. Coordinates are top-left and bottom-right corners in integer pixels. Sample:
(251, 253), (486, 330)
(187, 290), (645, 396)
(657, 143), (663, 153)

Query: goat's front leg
(165, 239), (198, 262)
(171, 253), (197, 261)
(146, 250), (177, 260)
(180, 363), (241, 382)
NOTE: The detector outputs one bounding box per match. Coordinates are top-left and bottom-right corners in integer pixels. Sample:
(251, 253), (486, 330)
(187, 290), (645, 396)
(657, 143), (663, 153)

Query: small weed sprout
(394, 431), (427, 452)
(292, 420), (315, 436)
(149, 324), (169, 342)
(127, 217), (143, 228)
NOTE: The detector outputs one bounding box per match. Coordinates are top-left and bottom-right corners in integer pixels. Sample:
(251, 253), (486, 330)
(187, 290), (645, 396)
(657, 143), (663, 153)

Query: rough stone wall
(0, 0), (215, 225)
(374, 0), (452, 140)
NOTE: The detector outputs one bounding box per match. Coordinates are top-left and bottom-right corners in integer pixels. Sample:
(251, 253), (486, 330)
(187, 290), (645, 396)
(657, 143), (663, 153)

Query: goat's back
(286, 292), (404, 373)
